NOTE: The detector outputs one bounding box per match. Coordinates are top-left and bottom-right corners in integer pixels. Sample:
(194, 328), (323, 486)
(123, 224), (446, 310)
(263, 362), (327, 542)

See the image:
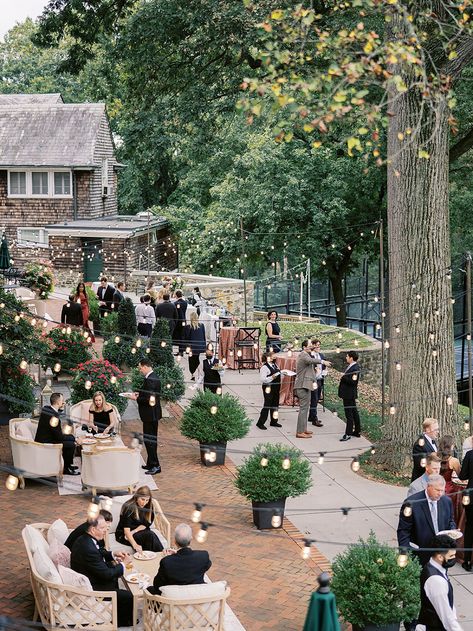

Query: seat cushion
(15, 422), (34, 441)
(47, 519), (70, 546)
(49, 538), (71, 568)
(160, 581), (227, 600)
(57, 565), (92, 590)
(24, 525), (50, 556)
(33, 547), (62, 584)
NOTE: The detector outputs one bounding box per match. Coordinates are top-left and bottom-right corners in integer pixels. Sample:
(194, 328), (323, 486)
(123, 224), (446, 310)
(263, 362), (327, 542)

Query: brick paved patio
(0, 404), (330, 630)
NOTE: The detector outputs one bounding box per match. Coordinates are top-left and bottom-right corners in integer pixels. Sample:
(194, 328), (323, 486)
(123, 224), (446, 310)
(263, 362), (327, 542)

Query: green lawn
(248, 321), (373, 350)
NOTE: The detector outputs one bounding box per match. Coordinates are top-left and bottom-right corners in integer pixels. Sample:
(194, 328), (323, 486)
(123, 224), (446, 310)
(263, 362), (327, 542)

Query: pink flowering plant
(46, 326), (94, 373)
(70, 359), (127, 413)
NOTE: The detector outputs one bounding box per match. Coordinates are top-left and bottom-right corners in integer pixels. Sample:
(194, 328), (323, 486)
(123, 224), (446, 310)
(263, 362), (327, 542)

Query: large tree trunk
(328, 269), (347, 327)
(376, 86), (458, 469)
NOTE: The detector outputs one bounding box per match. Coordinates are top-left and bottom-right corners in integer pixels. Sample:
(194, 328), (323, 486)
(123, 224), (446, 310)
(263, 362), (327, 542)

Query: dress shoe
(69, 465), (79, 470)
(270, 422), (282, 428)
(145, 466), (162, 475)
(141, 465), (151, 470)
(64, 468), (80, 476)
(311, 421), (324, 427)
(352, 433), (361, 438)
(339, 434), (351, 442)
(296, 433), (311, 439)
(304, 430), (313, 435)
(256, 423), (267, 430)
(462, 561), (472, 572)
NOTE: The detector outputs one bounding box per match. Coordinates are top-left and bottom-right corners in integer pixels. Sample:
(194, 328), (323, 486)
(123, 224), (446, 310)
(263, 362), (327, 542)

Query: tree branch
(449, 126), (473, 163)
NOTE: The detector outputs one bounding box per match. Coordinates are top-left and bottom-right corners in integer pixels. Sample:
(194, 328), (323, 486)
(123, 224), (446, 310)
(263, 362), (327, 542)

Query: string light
(351, 457), (360, 472)
(192, 503), (204, 523)
(420, 456), (427, 468)
(272, 410), (279, 420)
(446, 395), (453, 406)
(389, 404), (396, 415)
(85, 380), (92, 390)
(395, 362), (402, 371)
(5, 474), (19, 491)
(0, 344), (3, 355)
(149, 395), (156, 407)
(131, 348), (137, 354)
(370, 446), (376, 455)
(282, 454), (291, 470)
(216, 386), (222, 395)
(271, 511), (282, 528)
(49, 416), (59, 428)
(63, 421), (73, 435)
(464, 420), (470, 432)
(397, 549), (409, 568)
(260, 453), (269, 467)
(161, 341), (167, 347)
(110, 376), (117, 384)
(265, 386), (271, 394)
(87, 500), (100, 520)
(31, 318), (37, 326)
(418, 436), (425, 447)
(384, 340), (390, 349)
(462, 491), (471, 506)
(135, 339), (142, 348)
(302, 539), (312, 560)
(318, 452), (326, 465)
(403, 502), (412, 517)
(19, 360), (27, 370)
(432, 349), (438, 357)
(196, 522), (209, 543)
(210, 405), (218, 415)
(114, 336), (120, 343)
(53, 363), (61, 373)
(395, 325), (400, 333)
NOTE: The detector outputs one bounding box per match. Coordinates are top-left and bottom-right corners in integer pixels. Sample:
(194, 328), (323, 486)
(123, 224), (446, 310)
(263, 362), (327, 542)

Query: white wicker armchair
(106, 496), (171, 552)
(22, 523), (118, 630)
(9, 418), (63, 488)
(70, 399), (122, 436)
(81, 447), (140, 496)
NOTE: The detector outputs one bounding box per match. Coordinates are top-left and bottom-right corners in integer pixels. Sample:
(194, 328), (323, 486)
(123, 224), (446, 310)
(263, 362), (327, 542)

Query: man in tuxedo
(112, 281), (125, 309)
(96, 277), (115, 319)
(173, 289), (187, 351)
(150, 523), (212, 595)
(65, 509), (112, 551)
(131, 358), (162, 475)
(308, 338), (326, 428)
(411, 418), (439, 481)
(35, 393), (79, 476)
(338, 351), (361, 441)
(70, 515), (133, 627)
(397, 475), (456, 567)
(60, 294), (83, 327)
(155, 293), (179, 336)
(202, 347), (222, 393)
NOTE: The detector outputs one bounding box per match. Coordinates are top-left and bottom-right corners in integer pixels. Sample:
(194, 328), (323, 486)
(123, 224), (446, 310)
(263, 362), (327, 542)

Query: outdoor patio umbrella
(302, 572), (341, 631)
(0, 233), (10, 270)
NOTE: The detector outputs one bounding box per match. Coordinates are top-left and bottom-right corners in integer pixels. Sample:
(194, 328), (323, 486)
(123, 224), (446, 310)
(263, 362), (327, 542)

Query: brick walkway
(0, 404), (330, 630)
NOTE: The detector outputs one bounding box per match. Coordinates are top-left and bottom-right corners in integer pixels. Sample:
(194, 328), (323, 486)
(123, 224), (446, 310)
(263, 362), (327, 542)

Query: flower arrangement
(46, 326), (94, 373)
(70, 359), (127, 413)
(23, 260), (54, 299)
(170, 275), (184, 294)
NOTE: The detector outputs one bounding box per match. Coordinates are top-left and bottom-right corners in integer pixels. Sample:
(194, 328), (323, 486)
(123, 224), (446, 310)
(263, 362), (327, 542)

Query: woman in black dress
(115, 486), (164, 553)
(265, 310), (282, 353)
(86, 391), (118, 434)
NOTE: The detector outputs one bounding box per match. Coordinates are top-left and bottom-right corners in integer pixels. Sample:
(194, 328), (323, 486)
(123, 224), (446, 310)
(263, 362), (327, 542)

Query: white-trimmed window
(8, 170), (72, 198)
(17, 227), (49, 248)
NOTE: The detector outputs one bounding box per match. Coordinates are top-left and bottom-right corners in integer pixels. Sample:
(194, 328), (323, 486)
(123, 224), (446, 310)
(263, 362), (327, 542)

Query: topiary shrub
(2, 369), (36, 414)
(100, 311), (118, 337)
(131, 362), (185, 403)
(117, 297), (137, 338)
(331, 531), (421, 627)
(180, 389), (251, 444)
(235, 442), (312, 503)
(85, 286), (100, 322)
(46, 326), (94, 372)
(70, 359), (127, 413)
(148, 317), (174, 368)
(102, 337), (145, 369)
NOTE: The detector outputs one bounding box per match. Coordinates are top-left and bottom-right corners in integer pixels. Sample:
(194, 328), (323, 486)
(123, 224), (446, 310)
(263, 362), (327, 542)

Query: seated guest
(149, 523), (212, 595)
(71, 515), (133, 627)
(85, 391), (119, 435)
(411, 418), (439, 481)
(115, 486), (164, 553)
(407, 453), (441, 497)
(61, 294), (83, 326)
(65, 509), (113, 551)
(202, 347), (222, 393)
(35, 392), (79, 476)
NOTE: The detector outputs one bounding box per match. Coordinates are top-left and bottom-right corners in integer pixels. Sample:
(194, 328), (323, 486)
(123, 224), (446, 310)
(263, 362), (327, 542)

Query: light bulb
(136, 339), (142, 348)
(131, 347), (136, 354)
(271, 512), (282, 528)
(446, 395), (453, 405)
(146, 347), (151, 354)
(237, 350), (242, 357)
(397, 552), (409, 568)
(207, 450), (217, 463)
(420, 457), (427, 468)
(31, 318), (37, 326)
(42, 320), (48, 328)
(49, 416), (59, 428)
(110, 375), (117, 384)
(166, 383), (171, 389)
(282, 455), (291, 470)
(53, 363), (61, 373)
(14, 315), (20, 322)
(432, 349), (438, 357)
(161, 341), (167, 347)
(272, 410), (279, 419)
(395, 362), (402, 371)
(351, 457), (360, 472)
(61, 327), (66, 334)
(66, 326), (71, 335)
(101, 497), (113, 511)
(418, 436), (425, 447)
(0, 345), (3, 355)
(395, 325), (400, 333)
(5, 475), (19, 491)
(287, 349), (293, 357)
(186, 346), (191, 354)
(318, 452), (325, 465)
(352, 374), (358, 381)
(464, 421), (470, 432)
(462, 491), (470, 506)
(468, 334), (472, 342)
(131, 436), (140, 449)
(150, 395), (156, 407)
(87, 501), (100, 520)
(63, 422), (73, 435)
(451, 297), (456, 304)
(370, 446), (376, 455)
(384, 340), (390, 349)
(85, 380), (92, 390)
(19, 360), (27, 370)
(216, 386), (222, 395)
(114, 336), (120, 343)
(253, 343), (258, 350)
(221, 358), (226, 365)
(210, 405), (218, 415)
(196, 523), (208, 543)
(403, 503), (412, 517)
(192, 504), (203, 523)
(260, 454), (268, 467)
(389, 405), (396, 415)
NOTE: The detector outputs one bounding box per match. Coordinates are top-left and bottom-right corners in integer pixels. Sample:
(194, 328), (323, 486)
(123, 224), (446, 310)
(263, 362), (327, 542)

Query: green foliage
(100, 311), (119, 337)
(331, 532), (420, 626)
(2, 370), (37, 415)
(180, 390), (251, 443)
(85, 287), (100, 322)
(70, 359), (127, 413)
(148, 318), (174, 368)
(46, 326), (94, 372)
(102, 337), (144, 368)
(117, 297), (137, 337)
(22, 260), (54, 299)
(235, 442), (312, 502)
(131, 363), (185, 402)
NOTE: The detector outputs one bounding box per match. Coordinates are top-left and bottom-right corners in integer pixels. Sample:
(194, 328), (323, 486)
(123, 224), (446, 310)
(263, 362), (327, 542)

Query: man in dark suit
(308, 338), (326, 427)
(35, 393), (79, 476)
(131, 358), (162, 475)
(202, 348), (222, 393)
(411, 418), (439, 481)
(155, 293), (179, 336)
(338, 351), (361, 441)
(112, 281), (125, 310)
(173, 290), (187, 351)
(61, 294), (83, 327)
(65, 509), (112, 551)
(397, 474), (456, 567)
(70, 515), (133, 627)
(150, 523), (212, 595)
(459, 448), (473, 571)
(96, 277), (115, 319)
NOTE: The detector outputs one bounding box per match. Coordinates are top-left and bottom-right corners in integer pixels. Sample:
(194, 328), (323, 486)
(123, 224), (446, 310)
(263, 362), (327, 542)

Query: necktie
(430, 501), (439, 533)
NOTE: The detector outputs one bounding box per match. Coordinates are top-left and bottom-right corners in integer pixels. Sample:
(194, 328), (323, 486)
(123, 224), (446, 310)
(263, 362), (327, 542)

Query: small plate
(95, 433), (113, 440)
(437, 529), (463, 540)
(81, 437), (97, 445)
(119, 392), (135, 398)
(125, 572), (151, 584)
(134, 551), (157, 560)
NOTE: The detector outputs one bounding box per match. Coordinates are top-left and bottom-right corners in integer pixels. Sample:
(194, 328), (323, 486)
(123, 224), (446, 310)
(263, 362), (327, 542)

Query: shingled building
(0, 93), (176, 282)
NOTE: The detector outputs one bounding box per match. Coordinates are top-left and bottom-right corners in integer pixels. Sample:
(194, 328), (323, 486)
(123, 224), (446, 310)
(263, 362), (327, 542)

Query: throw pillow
(47, 519), (70, 546)
(33, 547), (62, 584)
(49, 538), (71, 568)
(24, 525), (50, 556)
(57, 565), (92, 590)
(16, 423), (34, 441)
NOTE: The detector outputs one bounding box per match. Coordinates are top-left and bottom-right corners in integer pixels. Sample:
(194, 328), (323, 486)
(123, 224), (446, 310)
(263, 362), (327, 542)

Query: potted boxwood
(331, 532), (420, 631)
(130, 363), (185, 416)
(180, 390), (251, 466)
(235, 443), (312, 529)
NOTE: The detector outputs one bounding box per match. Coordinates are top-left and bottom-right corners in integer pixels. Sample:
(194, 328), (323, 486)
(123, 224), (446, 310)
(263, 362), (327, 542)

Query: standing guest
(130, 359), (162, 475)
(146, 281), (158, 305)
(397, 475), (456, 567)
(149, 523), (212, 595)
(438, 436), (461, 496)
(155, 293), (179, 336)
(74, 281), (95, 342)
(294, 340), (329, 439)
(185, 312), (207, 381)
(417, 534), (463, 631)
(173, 289), (188, 351)
(61, 294), (83, 327)
(135, 294), (156, 338)
(412, 418), (439, 481)
(96, 277), (115, 318)
(35, 393), (79, 476)
(407, 454), (442, 497)
(157, 281), (171, 304)
(70, 515), (133, 627)
(462, 434), (473, 459)
(256, 353), (282, 430)
(265, 310), (282, 353)
(202, 347), (222, 394)
(308, 338), (326, 428)
(338, 351), (361, 441)
(459, 446), (473, 571)
(85, 391), (119, 435)
(192, 287), (206, 315)
(112, 281), (125, 309)
(65, 509), (113, 551)
(115, 486), (164, 553)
